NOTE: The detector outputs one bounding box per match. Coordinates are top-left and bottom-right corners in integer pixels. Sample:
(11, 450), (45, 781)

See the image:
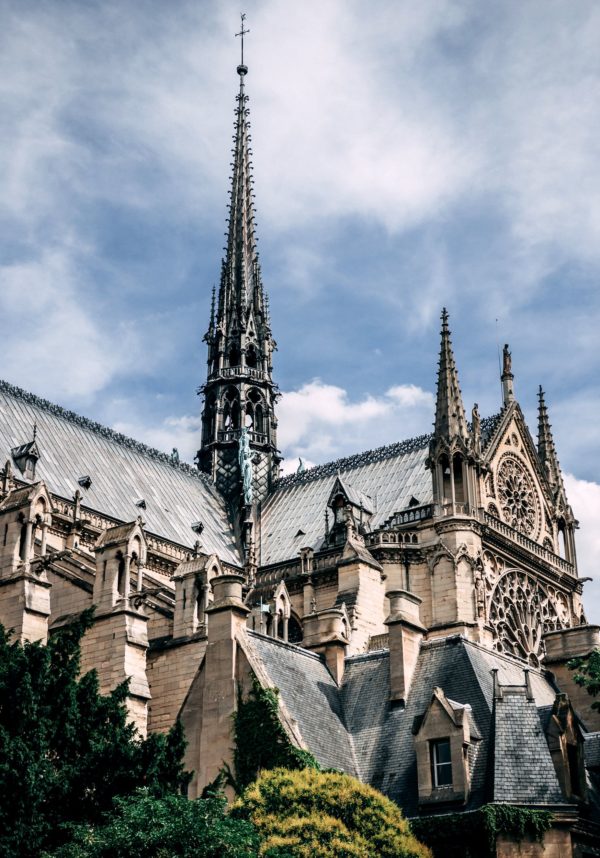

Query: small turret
(428, 309), (478, 516)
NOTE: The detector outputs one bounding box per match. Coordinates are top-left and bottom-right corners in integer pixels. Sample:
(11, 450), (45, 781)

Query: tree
(45, 789), (259, 858)
(569, 648), (600, 710)
(233, 767), (431, 858)
(0, 610), (189, 857)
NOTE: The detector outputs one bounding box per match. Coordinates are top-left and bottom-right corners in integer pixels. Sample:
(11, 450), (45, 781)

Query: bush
(45, 789), (259, 858)
(233, 767), (431, 858)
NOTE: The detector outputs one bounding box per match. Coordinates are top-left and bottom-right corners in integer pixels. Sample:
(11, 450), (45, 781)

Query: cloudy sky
(1, 0), (599, 620)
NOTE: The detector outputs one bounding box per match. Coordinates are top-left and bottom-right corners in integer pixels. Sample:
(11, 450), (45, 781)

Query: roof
(251, 634), (569, 815)
(246, 631), (357, 774)
(260, 415), (500, 566)
(0, 380), (240, 565)
(493, 690), (563, 804)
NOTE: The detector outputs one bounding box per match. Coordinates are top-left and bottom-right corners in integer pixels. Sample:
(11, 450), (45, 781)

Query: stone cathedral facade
(0, 54), (599, 857)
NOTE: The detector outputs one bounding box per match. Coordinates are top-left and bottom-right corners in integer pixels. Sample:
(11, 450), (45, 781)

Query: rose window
(489, 570), (567, 665)
(497, 456), (539, 537)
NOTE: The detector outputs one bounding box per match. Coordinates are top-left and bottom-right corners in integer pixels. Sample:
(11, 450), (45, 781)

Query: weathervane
(235, 13), (250, 69)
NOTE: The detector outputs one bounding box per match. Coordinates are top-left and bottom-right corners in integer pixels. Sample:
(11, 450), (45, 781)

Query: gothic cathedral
(0, 43), (598, 858)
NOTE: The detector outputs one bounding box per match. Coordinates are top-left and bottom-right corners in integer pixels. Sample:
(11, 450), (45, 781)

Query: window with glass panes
(431, 738), (452, 787)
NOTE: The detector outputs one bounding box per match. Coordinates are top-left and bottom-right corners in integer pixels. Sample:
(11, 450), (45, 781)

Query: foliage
(233, 766), (431, 858)
(410, 804), (553, 858)
(568, 648), (600, 711)
(232, 676), (319, 790)
(0, 610), (190, 857)
(44, 788), (259, 858)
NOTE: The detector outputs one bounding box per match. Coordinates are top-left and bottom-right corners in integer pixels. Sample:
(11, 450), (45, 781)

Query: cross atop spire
(235, 13), (250, 72)
(433, 308), (469, 445)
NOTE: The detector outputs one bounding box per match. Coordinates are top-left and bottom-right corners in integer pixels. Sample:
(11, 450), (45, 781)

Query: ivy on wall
(231, 676), (319, 791)
(410, 804), (553, 858)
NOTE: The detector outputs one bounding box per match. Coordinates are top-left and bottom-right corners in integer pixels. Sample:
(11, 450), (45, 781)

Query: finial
(501, 343), (515, 405)
(441, 307), (449, 330)
(32, 422), (37, 441)
(235, 13), (249, 76)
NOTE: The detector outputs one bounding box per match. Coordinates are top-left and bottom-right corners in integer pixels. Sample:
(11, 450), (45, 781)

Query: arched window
(440, 455), (452, 501)
(255, 404), (264, 434)
(223, 388), (240, 431)
(204, 395), (216, 442)
(558, 520), (567, 559)
(453, 453), (465, 503)
(117, 553), (125, 597)
(228, 343), (240, 368)
(287, 615), (303, 644)
(245, 403), (254, 429)
(18, 521), (27, 562)
(246, 344), (258, 368)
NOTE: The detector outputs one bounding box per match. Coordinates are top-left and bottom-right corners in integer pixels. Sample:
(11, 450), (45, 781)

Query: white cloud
(0, 249), (148, 402)
(278, 379), (433, 472)
(564, 473), (600, 625)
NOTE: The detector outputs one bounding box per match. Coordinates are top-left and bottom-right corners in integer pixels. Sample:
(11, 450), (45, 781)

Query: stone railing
(381, 504), (433, 529)
(217, 429), (268, 445)
(366, 530), (420, 548)
(209, 365), (266, 382)
(368, 633), (389, 652)
(483, 512), (575, 575)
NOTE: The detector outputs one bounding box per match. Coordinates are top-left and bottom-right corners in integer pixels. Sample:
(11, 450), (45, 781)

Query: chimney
(385, 590), (425, 704)
(302, 606), (350, 684)
(197, 574), (250, 792)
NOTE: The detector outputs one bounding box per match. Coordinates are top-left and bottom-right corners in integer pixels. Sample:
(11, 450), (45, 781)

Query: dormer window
(431, 738), (452, 787)
(11, 438), (40, 481)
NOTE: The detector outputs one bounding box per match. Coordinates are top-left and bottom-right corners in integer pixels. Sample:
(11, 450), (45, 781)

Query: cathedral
(0, 42), (599, 858)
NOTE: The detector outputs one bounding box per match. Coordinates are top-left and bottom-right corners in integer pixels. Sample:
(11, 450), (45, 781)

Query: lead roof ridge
(246, 628), (324, 660)
(0, 379), (213, 487)
(274, 413), (501, 490)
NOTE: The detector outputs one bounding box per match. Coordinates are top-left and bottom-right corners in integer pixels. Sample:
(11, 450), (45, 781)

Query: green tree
(45, 789), (259, 858)
(233, 767), (431, 858)
(569, 648), (600, 710)
(0, 610), (189, 857)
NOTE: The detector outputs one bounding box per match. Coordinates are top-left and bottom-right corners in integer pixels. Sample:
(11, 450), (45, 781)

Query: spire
(433, 309), (469, 444)
(211, 17), (267, 338)
(197, 19), (280, 509)
(537, 386), (564, 493)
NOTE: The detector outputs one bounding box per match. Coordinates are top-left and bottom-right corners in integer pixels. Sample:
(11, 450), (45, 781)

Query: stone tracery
(489, 569), (566, 666)
(497, 455), (539, 538)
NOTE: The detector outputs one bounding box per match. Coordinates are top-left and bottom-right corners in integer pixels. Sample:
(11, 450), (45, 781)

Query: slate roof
(250, 632), (571, 815)
(260, 415), (500, 566)
(493, 691), (563, 804)
(0, 381), (240, 565)
(246, 631), (357, 774)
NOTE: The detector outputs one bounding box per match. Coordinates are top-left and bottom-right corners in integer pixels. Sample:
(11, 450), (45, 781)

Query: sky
(0, 0), (599, 621)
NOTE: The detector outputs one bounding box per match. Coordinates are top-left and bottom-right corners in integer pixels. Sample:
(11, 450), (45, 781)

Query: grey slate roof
(251, 632), (571, 815)
(247, 631), (357, 774)
(260, 442), (432, 566)
(493, 691), (563, 804)
(260, 415), (501, 566)
(0, 381), (240, 565)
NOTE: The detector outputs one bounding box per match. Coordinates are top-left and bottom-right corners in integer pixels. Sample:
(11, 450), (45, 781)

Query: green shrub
(233, 767), (431, 858)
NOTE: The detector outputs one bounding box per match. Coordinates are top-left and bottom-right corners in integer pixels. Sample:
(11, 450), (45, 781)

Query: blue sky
(1, 0), (599, 620)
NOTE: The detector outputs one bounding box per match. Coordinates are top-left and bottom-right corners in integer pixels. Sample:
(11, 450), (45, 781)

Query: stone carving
(497, 455), (539, 537)
(489, 569), (564, 666)
(238, 427), (254, 505)
(502, 344), (512, 375)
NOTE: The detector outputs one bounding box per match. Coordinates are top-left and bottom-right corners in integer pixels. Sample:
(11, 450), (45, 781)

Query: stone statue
(474, 568), (486, 620)
(472, 403), (481, 441)
(297, 457), (305, 473)
(170, 447), (180, 464)
(502, 344), (512, 375)
(238, 427), (254, 505)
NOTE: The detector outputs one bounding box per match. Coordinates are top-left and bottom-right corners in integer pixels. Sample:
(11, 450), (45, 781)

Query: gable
(481, 404), (556, 551)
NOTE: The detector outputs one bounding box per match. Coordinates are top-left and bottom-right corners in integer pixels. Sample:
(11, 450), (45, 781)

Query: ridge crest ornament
(497, 453), (539, 537)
